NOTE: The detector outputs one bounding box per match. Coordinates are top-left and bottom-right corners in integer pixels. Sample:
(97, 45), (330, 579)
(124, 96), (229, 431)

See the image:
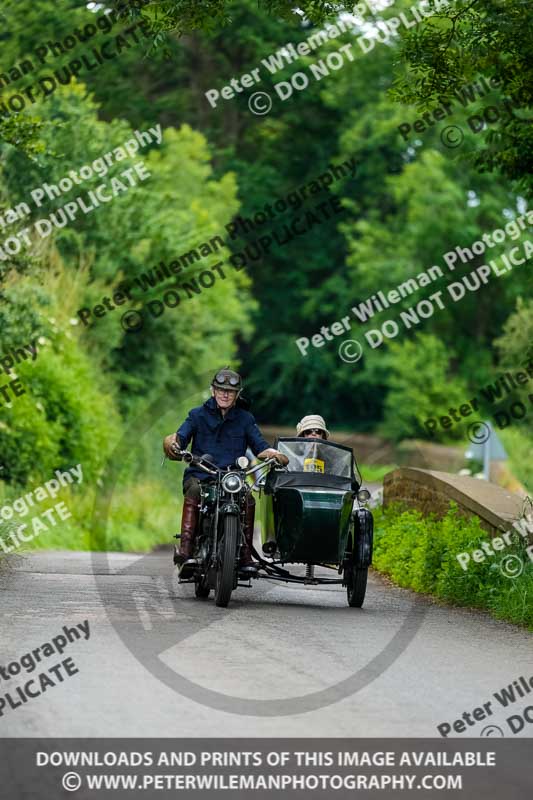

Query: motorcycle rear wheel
(214, 515), (238, 608)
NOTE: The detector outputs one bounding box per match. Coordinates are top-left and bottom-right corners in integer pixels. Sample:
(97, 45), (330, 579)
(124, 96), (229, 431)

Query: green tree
(492, 299), (533, 491)
(128, 0), (343, 34)
(495, 299), (533, 365)
(2, 83), (256, 414)
(380, 334), (469, 441)
(392, 0), (533, 191)
(0, 247), (121, 485)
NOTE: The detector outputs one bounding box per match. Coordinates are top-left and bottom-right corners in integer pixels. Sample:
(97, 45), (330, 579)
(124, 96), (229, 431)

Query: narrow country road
(1, 547), (531, 738)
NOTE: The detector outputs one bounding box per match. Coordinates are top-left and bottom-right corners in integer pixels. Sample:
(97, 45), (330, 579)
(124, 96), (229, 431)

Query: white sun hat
(296, 414), (330, 439)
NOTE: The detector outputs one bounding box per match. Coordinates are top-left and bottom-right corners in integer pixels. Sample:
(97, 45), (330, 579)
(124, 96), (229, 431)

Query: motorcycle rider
(163, 368), (287, 575)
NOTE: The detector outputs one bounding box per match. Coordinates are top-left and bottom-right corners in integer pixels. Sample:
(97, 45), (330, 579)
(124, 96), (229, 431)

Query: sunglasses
(304, 429), (324, 436)
(215, 372), (240, 386)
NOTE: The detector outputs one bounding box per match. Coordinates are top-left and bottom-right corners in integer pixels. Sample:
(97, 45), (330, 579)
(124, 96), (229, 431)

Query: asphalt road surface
(1, 544), (531, 738)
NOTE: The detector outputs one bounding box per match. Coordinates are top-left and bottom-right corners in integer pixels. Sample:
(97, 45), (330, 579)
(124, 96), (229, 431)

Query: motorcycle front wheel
(214, 515), (239, 608)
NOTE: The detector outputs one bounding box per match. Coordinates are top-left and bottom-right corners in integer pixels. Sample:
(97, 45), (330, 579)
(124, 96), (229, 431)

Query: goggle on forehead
(215, 372), (240, 386)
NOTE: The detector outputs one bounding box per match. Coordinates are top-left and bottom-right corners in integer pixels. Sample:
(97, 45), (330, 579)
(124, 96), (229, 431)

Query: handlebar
(246, 457), (279, 474)
(172, 449), (280, 476)
(179, 450), (218, 475)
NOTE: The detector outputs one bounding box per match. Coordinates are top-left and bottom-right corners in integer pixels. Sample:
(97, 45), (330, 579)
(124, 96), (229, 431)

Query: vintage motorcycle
(174, 450), (278, 607)
(173, 438), (374, 608)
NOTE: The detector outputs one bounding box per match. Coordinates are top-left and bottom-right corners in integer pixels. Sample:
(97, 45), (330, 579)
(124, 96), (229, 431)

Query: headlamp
(221, 473), (243, 493)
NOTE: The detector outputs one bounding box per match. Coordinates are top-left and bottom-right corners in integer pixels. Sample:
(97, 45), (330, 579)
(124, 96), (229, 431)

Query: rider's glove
(163, 434), (182, 460)
(260, 448), (289, 466)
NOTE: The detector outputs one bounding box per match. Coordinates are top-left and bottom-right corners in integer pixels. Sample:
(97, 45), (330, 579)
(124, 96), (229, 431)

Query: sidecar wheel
(347, 566), (368, 608)
(214, 515), (238, 608)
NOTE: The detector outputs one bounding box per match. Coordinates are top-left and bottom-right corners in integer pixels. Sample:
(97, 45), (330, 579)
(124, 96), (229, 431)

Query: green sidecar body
(255, 438), (373, 606)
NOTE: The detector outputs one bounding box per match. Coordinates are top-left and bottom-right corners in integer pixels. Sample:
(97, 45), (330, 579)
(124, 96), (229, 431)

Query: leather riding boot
(173, 496), (199, 567)
(239, 502), (258, 574)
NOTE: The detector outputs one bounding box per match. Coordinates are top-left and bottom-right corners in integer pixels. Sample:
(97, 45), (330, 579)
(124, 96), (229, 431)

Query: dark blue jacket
(176, 397), (270, 485)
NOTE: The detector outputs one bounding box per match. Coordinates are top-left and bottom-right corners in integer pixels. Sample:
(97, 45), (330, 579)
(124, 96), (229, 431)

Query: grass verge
(373, 503), (533, 630)
(0, 479), (179, 557)
(359, 463), (397, 482)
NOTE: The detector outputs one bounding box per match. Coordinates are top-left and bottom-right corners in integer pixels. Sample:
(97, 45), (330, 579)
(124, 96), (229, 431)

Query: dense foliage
(392, 0), (533, 191)
(0, 0), (531, 535)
